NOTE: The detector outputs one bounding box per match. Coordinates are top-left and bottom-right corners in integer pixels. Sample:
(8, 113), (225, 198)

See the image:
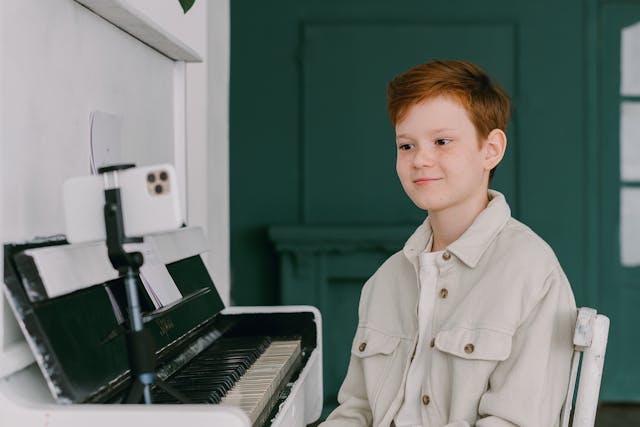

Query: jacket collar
(402, 190), (511, 269)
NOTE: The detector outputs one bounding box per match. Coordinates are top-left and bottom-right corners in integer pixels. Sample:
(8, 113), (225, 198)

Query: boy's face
(395, 95), (497, 213)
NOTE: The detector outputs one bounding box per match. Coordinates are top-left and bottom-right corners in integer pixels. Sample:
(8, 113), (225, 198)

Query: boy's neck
(429, 189), (490, 252)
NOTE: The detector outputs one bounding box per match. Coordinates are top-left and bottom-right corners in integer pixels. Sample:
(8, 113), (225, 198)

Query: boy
(320, 60), (577, 427)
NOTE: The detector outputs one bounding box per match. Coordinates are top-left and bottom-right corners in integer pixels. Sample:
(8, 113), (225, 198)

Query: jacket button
(359, 342), (367, 352)
(430, 338), (435, 348)
(439, 288), (449, 299)
(464, 343), (475, 354)
(442, 251), (451, 260)
(422, 394), (430, 405)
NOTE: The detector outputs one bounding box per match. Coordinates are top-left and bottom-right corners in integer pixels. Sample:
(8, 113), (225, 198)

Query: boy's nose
(413, 145), (436, 167)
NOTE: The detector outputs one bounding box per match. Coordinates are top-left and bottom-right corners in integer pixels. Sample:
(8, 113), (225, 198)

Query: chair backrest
(560, 307), (610, 427)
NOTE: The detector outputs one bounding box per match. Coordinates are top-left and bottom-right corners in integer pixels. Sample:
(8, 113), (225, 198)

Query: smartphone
(63, 164), (183, 243)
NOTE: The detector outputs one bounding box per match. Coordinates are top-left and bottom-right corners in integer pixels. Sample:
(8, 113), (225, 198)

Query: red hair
(387, 60), (511, 179)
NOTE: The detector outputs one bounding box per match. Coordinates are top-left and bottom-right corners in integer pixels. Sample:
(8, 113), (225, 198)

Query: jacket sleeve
(319, 284), (374, 427)
(475, 265), (577, 427)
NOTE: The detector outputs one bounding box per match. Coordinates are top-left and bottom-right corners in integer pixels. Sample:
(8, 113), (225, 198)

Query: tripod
(99, 165), (190, 404)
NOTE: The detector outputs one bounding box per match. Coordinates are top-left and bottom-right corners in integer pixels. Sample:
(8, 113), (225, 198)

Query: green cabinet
(268, 226), (411, 408)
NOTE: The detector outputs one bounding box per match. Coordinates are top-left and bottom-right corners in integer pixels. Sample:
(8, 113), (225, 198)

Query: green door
(231, 0), (620, 409)
(300, 23), (516, 224)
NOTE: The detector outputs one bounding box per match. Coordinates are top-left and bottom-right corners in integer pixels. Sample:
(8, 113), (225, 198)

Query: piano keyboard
(220, 340), (302, 424)
(152, 336), (302, 426)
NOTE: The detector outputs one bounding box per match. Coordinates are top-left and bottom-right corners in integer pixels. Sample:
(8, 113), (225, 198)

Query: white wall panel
(621, 21), (640, 96)
(620, 101), (640, 181)
(2, 0), (175, 241)
(621, 187), (640, 266)
(0, 0), (231, 375)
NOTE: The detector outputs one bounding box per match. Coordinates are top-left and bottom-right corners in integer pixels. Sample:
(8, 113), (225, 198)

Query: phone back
(64, 164), (183, 243)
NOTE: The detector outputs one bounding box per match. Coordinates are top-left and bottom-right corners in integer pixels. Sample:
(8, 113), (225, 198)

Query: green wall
(230, 0), (639, 403)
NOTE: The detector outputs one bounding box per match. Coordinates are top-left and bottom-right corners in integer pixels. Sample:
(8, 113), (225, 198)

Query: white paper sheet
(89, 110), (124, 173)
(25, 242), (118, 299)
(124, 241), (183, 308)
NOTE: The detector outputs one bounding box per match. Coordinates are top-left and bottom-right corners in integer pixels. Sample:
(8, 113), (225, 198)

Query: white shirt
(394, 240), (442, 427)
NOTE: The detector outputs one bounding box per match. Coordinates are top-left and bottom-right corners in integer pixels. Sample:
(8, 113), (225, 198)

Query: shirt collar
(402, 190), (511, 269)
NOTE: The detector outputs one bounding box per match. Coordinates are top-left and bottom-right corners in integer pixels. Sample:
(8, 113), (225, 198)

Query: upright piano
(0, 227), (322, 427)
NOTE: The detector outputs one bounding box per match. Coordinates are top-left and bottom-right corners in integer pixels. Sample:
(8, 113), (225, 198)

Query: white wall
(117, 1), (231, 302)
(0, 0), (230, 375)
(129, 0), (231, 302)
(3, 0), (177, 241)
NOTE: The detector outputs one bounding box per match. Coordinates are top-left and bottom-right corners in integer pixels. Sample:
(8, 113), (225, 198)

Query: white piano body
(0, 229), (323, 427)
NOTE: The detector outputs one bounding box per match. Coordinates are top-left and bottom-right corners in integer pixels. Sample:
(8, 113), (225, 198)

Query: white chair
(560, 307), (610, 427)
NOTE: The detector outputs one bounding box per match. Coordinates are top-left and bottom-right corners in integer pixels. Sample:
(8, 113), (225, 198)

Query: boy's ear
(484, 129), (507, 170)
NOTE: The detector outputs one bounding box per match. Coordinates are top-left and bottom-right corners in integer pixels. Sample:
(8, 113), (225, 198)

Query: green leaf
(179, 0), (196, 13)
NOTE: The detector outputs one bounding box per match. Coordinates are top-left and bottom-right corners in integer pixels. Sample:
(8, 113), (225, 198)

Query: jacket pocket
(351, 326), (402, 410)
(435, 327), (512, 361)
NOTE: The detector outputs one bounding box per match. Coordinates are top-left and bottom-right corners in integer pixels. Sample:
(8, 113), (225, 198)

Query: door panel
(303, 23), (516, 224)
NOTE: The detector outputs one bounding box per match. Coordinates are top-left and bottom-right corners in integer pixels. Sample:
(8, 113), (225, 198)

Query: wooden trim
(269, 225), (415, 252)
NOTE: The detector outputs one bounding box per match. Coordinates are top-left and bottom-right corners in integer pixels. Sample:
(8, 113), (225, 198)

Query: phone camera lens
(159, 171), (168, 181)
(154, 184), (163, 194)
(147, 173), (156, 183)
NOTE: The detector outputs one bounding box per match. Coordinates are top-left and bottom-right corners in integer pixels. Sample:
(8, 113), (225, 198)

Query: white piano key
(220, 339), (301, 425)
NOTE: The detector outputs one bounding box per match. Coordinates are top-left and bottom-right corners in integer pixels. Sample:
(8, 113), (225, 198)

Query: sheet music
(124, 240), (183, 308)
(23, 242), (119, 299)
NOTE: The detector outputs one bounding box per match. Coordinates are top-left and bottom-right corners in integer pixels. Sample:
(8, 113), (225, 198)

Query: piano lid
(3, 227), (225, 404)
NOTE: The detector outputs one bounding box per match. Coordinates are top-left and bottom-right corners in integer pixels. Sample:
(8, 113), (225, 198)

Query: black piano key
(207, 390), (223, 404)
(151, 335), (271, 404)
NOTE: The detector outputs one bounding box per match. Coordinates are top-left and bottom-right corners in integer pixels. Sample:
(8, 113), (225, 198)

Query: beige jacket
(321, 191), (577, 427)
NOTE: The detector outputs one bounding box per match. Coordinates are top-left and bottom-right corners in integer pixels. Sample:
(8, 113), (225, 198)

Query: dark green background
(230, 0), (640, 408)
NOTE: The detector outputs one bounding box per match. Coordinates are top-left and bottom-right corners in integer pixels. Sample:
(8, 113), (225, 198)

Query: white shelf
(75, 0), (202, 62)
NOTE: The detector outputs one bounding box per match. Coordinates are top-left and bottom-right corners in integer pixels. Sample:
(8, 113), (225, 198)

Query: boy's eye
(436, 138), (452, 146)
(398, 143), (414, 151)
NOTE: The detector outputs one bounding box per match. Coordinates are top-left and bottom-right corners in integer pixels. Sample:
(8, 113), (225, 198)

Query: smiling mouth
(413, 178), (442, 184)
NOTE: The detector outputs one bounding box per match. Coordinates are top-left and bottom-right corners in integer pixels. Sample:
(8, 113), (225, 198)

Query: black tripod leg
(125, 379), (145, 403)
(154, 378), (192, 404)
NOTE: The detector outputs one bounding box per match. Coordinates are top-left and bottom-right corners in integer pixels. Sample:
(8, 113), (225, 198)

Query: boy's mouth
(413, 177), (442, 184)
